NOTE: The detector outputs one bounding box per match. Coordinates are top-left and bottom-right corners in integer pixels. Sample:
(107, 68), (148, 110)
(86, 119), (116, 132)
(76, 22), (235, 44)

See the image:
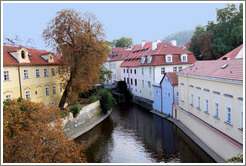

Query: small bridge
(111, 90), (125, 103)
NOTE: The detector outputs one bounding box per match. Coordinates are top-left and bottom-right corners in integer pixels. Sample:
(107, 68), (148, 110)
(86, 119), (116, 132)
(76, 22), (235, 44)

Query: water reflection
(75, 103), (215, 163)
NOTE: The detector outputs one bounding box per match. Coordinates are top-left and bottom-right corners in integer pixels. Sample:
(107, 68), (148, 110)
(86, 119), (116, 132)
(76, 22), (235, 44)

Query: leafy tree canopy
(3, 99), (86, 163)
(99, 66), (112, 85)
(112, 37), (133, 47)
(43, 9), (109, 109)
(188, 3), (243, 60)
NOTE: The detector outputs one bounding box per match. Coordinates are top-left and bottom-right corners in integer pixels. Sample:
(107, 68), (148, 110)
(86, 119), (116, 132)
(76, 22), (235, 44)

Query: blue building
(153, 72), (179, 116)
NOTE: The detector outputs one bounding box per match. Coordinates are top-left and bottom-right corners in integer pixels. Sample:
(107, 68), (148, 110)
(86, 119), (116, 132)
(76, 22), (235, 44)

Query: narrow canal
(75, 103), (215, 163)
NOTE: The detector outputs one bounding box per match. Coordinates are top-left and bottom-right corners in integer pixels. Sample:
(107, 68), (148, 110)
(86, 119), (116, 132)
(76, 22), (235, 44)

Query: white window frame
(53, 86), (56, 94)
(4, 71), (10, 81)
(147, 56), (152, 63)
(190, 87), (194, 106)
(178, 67), (182, 71)
(36, 69), (40, 78)
(148, 81), (151, 88)
(5, 94), (12, 100)
(25, 90), (31, 99)
(45, 87), (50, 96)
(24, 69), (29, 79)
(44, 69), (48, 77)
(180, 84), (184, 101)
(166, 55), (173, 63)
(214, 94), (220, 118)
(196, 89), (201, 110)
(204, 91), (209, 113)
(181, 54), (188, 62)
(173, 67), (177, 72)
(161, 68), (165, 74)
(239, 100), (243, 130)
(225, 97), (232, 124)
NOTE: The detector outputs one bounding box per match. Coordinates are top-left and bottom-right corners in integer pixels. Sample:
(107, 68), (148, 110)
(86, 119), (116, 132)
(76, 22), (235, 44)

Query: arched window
(21, 50), (25, 59)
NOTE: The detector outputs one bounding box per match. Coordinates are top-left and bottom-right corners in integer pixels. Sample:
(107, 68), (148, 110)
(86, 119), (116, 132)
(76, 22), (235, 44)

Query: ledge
(204, 111), (209, 115)
(224, 121), (233, 127)
(213, 115), (220, 120)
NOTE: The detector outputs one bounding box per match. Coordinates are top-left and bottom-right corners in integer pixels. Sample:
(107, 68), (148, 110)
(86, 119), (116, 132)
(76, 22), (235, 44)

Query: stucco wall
(153, 86), (161, 112)
(161, 76), (173, 115)
(174, 106), (242, 161)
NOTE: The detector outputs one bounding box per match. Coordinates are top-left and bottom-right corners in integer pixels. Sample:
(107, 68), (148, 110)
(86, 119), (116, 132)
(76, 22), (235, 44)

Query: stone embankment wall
(62, 101), (101, 136)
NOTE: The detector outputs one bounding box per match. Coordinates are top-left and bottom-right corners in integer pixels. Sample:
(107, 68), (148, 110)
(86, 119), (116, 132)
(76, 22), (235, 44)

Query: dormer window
(141, 57), (146, 64)
(21, 50), (25, 59)
(147, 56), (152, 64)
(166, 55), (173, 63)
(181, 54), (188, 62)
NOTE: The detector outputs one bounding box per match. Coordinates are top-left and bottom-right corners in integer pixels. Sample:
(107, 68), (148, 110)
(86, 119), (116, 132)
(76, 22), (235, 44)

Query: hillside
(163, 29), (195, 46)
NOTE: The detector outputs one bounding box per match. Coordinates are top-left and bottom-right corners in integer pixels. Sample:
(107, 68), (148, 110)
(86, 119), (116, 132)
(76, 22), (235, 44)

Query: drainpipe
(18, 65), (22, 98)
(128, 67), (130, 90)
(161, 85), (163, 113)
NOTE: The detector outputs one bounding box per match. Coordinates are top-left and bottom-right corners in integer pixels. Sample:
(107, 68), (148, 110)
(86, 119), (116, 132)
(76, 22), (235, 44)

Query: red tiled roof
(218, 44), (243, 60)
(160, 72), (178, 86)
(3, 45), (60, 66)
(109, 49), (131, 62)
(184, 41), (191, 49)
(179, 59), (243, 81)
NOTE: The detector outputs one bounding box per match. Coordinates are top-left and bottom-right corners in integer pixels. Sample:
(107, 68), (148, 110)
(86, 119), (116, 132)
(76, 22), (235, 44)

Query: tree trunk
(59, 77), (73, 110)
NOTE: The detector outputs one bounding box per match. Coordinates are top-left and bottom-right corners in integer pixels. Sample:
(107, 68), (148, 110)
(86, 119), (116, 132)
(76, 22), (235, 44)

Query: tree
(112, 37), (133, 47)
(3, 99), (86, 163)
(99, 66), (112, 85)
(198, 30), (215, 60)
(43, 9), (109, 109)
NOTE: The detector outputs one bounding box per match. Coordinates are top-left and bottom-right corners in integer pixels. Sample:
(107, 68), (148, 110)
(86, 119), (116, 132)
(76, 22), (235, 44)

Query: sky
(2, 2), (239, 51)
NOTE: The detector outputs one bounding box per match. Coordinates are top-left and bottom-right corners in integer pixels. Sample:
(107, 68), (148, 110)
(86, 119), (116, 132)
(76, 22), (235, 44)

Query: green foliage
(100, 66), (112, 85)
(89, 88), (116, 114)
(17, 97), (24, 102)
(69, 101), (82, 118)
(189, 3), (243, 60)
(228, 154), (243, 163)
(164, 29), (195, 46)
(112, 37), (133, 47)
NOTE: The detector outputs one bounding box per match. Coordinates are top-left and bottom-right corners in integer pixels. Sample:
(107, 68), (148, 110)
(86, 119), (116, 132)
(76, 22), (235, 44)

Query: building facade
(174, 59), (243, 161)
(121, 40), (196, 108)
(153, 72), (178, 116)
(3, 45), (63, 105)
(104, 47), (131, 84)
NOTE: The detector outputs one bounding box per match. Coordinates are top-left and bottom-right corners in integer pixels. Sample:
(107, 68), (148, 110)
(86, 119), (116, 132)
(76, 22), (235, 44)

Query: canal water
(75, 103), (215, 163)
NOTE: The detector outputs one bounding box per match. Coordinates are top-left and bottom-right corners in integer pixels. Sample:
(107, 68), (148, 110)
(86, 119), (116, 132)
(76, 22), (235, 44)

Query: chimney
(142, 41), (147, 47)
(152, 39), (161, 50)
(170, 40), (177, 46)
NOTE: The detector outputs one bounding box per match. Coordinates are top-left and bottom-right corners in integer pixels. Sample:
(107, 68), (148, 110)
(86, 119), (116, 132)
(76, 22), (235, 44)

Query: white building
(121, 40), (197, 108)
(104, 47), (131, 84)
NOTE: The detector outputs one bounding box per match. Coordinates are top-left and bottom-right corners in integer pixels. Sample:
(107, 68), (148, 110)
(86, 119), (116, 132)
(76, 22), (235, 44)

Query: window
(127, 78), (129, 84)
(134, 69), (136, 74)
(53, 86), (56, 94)
(135, 79), (137, 86)
(225, 97), (232, 124)
(21, 50), (25, 59)
(142, 68), (144, 74)
(142, 80), (144, 88)
(25, 90), (30, 99)
(52, 102), (57, 106)
(149, 68), (152, 75)
(130, 69), (132, 74)
(60, 84), (62, 92)
(181, 54), (188, 62)
(141, 57), (146, 63)
(205, 99), (209, 113)
(190, 87), (194, 106)
(173, 67), (177, 72)
(4, 71), (9, 81)
(161, 68), (165, 74)
(124, 69), (125, 73)
(36, 69), (40, 77)
(45, 87), (49, 96)
(180, 84), (184, 101)
(147, 56), (152, 63)
(6, 94), (11, 100)
(178, 67), (182, 71)
(166, 55), (172, 62)
(127, 69), (129, 73)
(124, 77), (126, 82)
(24, 70), (29, 79)
(148, 81), (151, 88)
(226, 107), (232, 124)
(51, 68), (55, 76)
(204, 92), (209, 113)
(239, 100), (243, 130)
(44, 69), (48, 77)
(131, 78), (133, 85)
(214, 94), (220, 118)
(197, 89), (201, 109)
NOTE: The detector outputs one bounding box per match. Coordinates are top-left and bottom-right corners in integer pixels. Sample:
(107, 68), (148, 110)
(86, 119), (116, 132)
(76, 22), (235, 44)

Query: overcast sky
(2, 2), (238, 51)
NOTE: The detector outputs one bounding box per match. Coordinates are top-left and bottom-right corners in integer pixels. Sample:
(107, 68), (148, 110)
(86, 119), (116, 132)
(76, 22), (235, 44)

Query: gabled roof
(178, 59), (243, 81)
(160, 72), (178, 86)
(184, 41), (191, 49)
(3, 45), (60, 66)
(218, 44), (243, 60)
(109, 49), (131, 62)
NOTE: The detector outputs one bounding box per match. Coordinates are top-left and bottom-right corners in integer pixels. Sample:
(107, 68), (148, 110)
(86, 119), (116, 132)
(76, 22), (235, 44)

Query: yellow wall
(3, 65), (63, 106)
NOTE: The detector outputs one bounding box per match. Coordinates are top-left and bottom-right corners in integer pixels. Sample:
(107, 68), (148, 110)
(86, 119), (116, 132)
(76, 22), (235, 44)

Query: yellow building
(173, 59), (243, 161)
(3, 45), (63, 106)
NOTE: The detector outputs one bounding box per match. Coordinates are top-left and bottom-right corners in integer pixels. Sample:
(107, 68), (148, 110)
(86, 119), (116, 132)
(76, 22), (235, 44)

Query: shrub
(228, 154), (243, 163)
(69, 102), (82, 118)
(97, 88), (116, 114)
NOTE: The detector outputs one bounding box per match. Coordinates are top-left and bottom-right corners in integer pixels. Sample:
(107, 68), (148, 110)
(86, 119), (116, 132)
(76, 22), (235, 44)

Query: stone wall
(63, 101), (101, 134)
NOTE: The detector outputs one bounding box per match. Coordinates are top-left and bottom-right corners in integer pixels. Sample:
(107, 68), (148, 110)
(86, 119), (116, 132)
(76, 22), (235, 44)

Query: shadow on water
(75, 103), (215, 163)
